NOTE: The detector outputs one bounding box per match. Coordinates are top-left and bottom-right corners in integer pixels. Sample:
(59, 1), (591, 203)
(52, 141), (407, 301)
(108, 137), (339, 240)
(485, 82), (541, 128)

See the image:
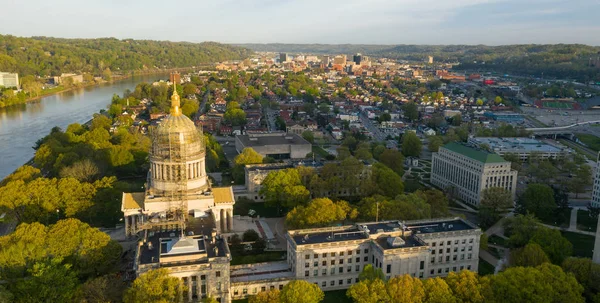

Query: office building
(594, 219), (600, 264)
(431, 142), (518, 206)
(0, 72), (19, 89)
(235, 132), (311, 159)
(468, 137), (565, 161)
(280, 53), (289, 63)
(428, 56), (434, 64)
(591, 152), (600, 208)
(353, 53), (363, 65)
(321, 55), (331, 66)
(333, 55), (347, 66)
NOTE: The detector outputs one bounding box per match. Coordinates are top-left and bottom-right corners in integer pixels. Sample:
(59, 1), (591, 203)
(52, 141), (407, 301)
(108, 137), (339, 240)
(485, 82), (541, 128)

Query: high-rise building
(321, 55), (331, 66)
(280, 53), (289, 63)
(333, 55), (347, 66)
(428, 56), (434, 64)
(431, 142), (518, 206)
(0, 72), (19, 89)
(591, 152), (600, 208)
(353, 53), (363, 65)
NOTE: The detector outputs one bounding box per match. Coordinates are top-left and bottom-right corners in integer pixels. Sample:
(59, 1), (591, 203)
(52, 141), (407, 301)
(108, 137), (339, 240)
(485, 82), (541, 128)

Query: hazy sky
(2, 0), (599, 45)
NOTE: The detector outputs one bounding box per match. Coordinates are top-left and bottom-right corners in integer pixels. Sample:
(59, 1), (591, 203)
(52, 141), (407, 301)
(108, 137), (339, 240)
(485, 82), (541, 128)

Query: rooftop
(236, 133), (310, 147)
(469, 137), (562, 154)
(122, 192), (145, 210)
(212, 186), (235, 204)
(443, 142), (507, 164)
(291, 226), (368, 246)
(408, 219), (474, 234)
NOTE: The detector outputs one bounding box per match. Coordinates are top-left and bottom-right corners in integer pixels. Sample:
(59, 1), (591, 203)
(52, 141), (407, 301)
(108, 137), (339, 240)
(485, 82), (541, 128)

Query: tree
(529, 227), (572, 265)
(248, 290), (280, 303)
(494, 96), (503, 104)
(402, 102), (419, 121)
(182, 83), (197, 96)
(301, 131), (314, 144)
(401, 132), (422, 157)
(279, 280), (324, 303)
(518, 184), (556, 221)
(234, 148), (263, 166)
(487, 263), (584, 303)
(510, 243), (550, 267)
(124, 268), (187, 303)
(423, 277), (456, 303)
(479, 187), (513, 228)
(476, 99), (484, 106)
(79, 273), (126, 303)
(10, 259), (80, 303)
(568, 165), (592, 198)
(428, 136), (444, 152)
(451, 114), (462, 126)
(504, 214), (542, 248)
(446, 271), (487, 303)
(417, 189), (450, 218)
(371, 163), (404, 198)
(285, 198), (352, 229)
(378, 149), (404, 176)
(386, 275), (425, 303)
(346, 279), (388, 303)
(561, 257), (600, 302)
(59, 159), (99, 182)
(260, 168), (310, 209)
(102, 68), (112, 81)
(358, 264), (385, 282)
(243, 229), (260, 242)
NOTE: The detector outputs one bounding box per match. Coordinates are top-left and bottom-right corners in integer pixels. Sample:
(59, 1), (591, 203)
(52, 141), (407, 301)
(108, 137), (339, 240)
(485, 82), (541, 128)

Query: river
(0, 73), (170, 180)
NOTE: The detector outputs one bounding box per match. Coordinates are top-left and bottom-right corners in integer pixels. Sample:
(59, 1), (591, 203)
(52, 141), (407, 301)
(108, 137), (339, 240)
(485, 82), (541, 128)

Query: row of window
(430, 264), (472, 275)
(304, 249), (368, 260)
(305, 264), (364, 277)
(431, 253), (473, 263)
(234, 284), (284, 297)
(431, 238), (474, 247)
(305, 256), (369, 268)
(431, 246), (473, 255)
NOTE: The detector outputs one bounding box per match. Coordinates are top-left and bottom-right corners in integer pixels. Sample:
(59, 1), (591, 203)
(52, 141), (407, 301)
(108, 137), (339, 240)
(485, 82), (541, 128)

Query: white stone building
(431, 142), (518, 206)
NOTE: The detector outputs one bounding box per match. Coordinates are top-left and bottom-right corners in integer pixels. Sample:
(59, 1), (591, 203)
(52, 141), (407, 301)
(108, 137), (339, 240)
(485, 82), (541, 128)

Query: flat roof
(470, 137), (562, 153)
(292, 226), (368, 245)
(236, 133), (310, 147)
(375, 235), (424, 250)
(408, 219), (473, 234)
(443, 142), (507, 164)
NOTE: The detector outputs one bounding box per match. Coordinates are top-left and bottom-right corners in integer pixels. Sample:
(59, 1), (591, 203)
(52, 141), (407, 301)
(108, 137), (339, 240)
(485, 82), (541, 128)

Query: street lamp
(56, 209), (60, 221)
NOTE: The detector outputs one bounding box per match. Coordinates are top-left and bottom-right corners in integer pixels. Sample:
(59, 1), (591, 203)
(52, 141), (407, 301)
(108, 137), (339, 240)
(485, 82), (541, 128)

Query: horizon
(1, 0), (599, 45)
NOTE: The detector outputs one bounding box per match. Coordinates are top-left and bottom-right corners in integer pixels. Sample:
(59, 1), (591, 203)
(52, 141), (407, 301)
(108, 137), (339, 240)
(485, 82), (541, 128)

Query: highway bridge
(526, 120), (600, 138)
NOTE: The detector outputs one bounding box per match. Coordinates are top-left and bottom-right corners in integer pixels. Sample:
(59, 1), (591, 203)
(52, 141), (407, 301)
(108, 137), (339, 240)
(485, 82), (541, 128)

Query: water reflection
(0, 73), (169, 179)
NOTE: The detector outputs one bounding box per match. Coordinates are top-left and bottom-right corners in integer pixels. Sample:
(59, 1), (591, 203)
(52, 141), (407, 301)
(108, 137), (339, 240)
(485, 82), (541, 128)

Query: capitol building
(121, 86), (483, 302)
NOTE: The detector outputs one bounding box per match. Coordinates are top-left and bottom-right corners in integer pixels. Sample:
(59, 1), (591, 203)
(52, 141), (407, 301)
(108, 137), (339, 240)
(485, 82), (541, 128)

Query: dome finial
(171, 82), (181, 116)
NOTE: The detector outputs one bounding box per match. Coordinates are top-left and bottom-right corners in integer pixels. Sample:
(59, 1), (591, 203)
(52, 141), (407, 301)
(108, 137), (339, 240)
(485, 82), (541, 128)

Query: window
(431, 257), (435, 263)
(364, 249), (369, 254)
(348, 258), (352, 263)
(332, 252), (336, 257)
(430, 269), (435, 275)
(347, 266), (352, 272)
(419, 272), (424, 278)
(356, 249), (361, 254)
(305, 271), (309, 277)
(432, 250), (436, 255)
(330, 280), (335, 286)
(446, 256), (450, 262)
(216, 271), (221, 277)
(314, 254), (318, 258)
(340, 259), (344, 264)
(447, 241), (451, 245)
(305, 262), (309, 268)
(347, 278), (352, 284)
(432, 242), (436, 247)
(322, 269), (327, 276)
(338, 267), (342, 273)
(420, 261), (425, 270)
(462, 239), (466, 244)
(314, 261), (318, 267)
(270, 286), (275, 291)
(217, 282), (222, 291)
(468, 246), (473, 251)
(356, 265), (360, 272)
(446, 248), (450, 253)
(322, 261), (326, 266)
(439, 249), (442, 254)
(305, 254), (310, 260)
(201, 275), (206, 280)
(467, 265), (472, 270)
(348, 251), (353, 256)
(340, 252), (344, 256)
(331, 268), (335, 275)
(468, 253), (472, 260)
(322, 281), (326, 287)
(455, 240), (459, 245)
(364, 256), (368, 262)
(192, 276), (197, 282)
(469, 238), (474, 243)
(355, 278), (359, 283)
(453, 266), (457, 272)
(453, 255), (457, 261)
(323, 253), (327, 258)
(386, 264), (391, 273)
(445, 268), (449, 273)
(339, 280), (343, 285)
(234, 290), (239, 296)
(438, 268), (442, 274)
(261, 286), (266, 292)
(243, 288), (248, 295)
(440, 241), (444, 246)
(331, 260), (335, 265)
(454, 247), (458, 252)
(279, 285), (283, 290)
(356, 257), (360, 263)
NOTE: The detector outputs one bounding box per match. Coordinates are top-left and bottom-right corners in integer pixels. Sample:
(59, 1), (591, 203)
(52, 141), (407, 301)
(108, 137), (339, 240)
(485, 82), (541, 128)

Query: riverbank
(1, 66), (209, 109)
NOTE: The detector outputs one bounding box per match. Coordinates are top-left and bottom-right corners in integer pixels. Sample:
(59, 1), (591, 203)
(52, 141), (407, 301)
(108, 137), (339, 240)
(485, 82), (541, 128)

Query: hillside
(0, 35), (253, 77)
(237, 43), (600, 82)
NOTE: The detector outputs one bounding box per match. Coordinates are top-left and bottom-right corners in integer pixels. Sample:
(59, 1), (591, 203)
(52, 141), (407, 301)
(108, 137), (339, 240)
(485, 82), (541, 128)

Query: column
(125, 215), (130, 237)
(227, 209), (233, 232)
(132, 215), (136, 234)
(220, 209), (225, 232)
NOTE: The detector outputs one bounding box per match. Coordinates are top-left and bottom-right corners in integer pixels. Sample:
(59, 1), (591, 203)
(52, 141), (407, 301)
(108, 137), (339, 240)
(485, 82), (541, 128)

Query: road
(198, 90), (210, 116)
(359, 112), (386, 142)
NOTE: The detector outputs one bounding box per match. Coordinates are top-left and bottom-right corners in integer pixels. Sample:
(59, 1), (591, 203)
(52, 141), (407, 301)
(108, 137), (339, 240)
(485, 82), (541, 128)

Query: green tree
(346, 279), (389, 303)
(279, 280), (324, 303)
(518, 184), (556, 221)
(417, 189), (450, 218)
(487, 263), (584, 303)
(260, 168), (310, 209)
(10, 259), (80, 303)
(568, 165), (592, 198)
(451, 114), (462, 126)
(423, 277), (456, 303)
(401, 132), (422, 157)
(561, 257), (600, 302)
(285, 198), (354, 229)
(371, 163), (404, 198)
(79, 273), (126, 303)
(248, 289), (280, 303)
(124, 268), (187, 303)
(494, 96), (503, 104)
(428, 136), (444, 152)
(378, 149), (404, 176)
(402, 102), (419, 121)
(301, 131), (314, 144)
(234, 148), (264, 166)
(510, 243), (550, 267)
(445, 270), (486, 303)
(358, 264), (385, 282)
(182, 83), (197, 96)
(386, 275), (425, 303)
(529, 227), (572, 265)
(59, 159), (99, 182)
(479, 187), (513, 228)
(504, 214), (542, 248)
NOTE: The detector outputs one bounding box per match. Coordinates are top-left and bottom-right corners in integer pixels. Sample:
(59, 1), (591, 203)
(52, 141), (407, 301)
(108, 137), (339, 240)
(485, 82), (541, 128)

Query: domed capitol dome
(148, 85), (209, 194)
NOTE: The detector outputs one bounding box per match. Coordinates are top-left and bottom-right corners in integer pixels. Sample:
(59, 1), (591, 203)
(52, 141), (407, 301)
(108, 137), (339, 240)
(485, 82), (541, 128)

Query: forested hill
(0, 35), (253, 77)
(237, 43), (600, 82)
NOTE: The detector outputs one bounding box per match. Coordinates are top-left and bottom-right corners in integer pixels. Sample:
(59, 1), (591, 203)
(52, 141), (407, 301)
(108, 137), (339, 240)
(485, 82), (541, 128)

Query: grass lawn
(561, 231), (595, 258)
(478, 259), (496, 276)
(234, 200), (282, 218)
(323, 290), (352, 303)
(404, 179), (424, 193)
(575, 133), (600, 152)
(231, 251), (287, 266)
(539, 208), (571, 228)
(576, 210), (598, 232)
(488, 235), (507, 247)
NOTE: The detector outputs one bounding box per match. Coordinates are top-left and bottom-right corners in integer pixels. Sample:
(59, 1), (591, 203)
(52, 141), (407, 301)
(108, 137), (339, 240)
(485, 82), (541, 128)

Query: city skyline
(1, 0), (599, 45)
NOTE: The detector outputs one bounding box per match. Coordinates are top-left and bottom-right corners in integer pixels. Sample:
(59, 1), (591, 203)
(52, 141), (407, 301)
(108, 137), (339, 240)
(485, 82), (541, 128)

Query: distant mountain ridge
(0, 35), (253, 77)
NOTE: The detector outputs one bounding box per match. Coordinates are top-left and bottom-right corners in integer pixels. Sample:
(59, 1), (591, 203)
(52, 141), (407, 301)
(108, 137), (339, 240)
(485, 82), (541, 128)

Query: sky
(1, 0), (599, 45)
